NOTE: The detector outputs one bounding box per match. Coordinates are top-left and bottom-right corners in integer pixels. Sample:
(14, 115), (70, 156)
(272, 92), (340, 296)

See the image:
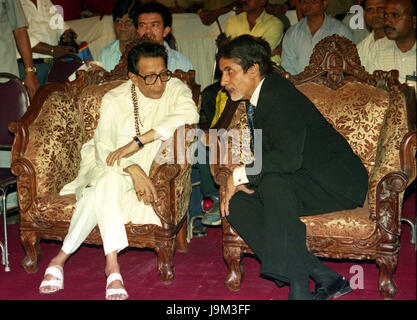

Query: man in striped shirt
(371, 0), (416, 83)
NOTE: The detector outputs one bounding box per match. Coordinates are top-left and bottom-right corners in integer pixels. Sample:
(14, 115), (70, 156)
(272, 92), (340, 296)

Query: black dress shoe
(313, 276), (353, 300)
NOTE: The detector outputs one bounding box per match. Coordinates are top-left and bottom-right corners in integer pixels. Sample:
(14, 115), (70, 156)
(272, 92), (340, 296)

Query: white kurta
(60, 78), (199, 255)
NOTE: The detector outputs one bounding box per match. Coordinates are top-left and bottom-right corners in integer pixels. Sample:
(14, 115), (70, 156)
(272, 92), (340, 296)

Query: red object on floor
(202, 198), (213, 211)
(0, 191), (415, 301)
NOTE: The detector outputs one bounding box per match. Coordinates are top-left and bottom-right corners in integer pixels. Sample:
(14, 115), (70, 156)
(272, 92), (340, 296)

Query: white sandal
(39, 265), (64, 294)
(106, 273), (129, 300)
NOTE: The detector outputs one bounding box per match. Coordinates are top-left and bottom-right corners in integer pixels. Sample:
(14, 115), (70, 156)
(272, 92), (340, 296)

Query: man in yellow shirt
(225, 0), (284, 64)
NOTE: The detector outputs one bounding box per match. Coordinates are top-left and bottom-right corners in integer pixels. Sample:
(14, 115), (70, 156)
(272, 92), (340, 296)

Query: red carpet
(0, 191), (415, 301)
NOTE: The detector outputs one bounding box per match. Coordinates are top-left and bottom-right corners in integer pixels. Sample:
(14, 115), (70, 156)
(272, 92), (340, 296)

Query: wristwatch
(133, 136), (144, 149)
(25, 66), (37, 73)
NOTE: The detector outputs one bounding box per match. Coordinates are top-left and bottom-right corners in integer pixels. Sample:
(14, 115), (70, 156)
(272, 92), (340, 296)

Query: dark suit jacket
(246, 72), (368, 205)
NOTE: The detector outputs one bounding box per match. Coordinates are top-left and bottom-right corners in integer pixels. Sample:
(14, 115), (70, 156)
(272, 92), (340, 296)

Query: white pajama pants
(61, 170), (129, 256)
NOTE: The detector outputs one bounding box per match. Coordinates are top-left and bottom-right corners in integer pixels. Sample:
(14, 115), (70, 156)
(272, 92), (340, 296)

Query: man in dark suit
(217, 35), (368, 300)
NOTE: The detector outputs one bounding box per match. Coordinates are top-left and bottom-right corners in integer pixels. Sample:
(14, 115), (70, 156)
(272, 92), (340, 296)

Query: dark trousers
(18, 61), (52, 85)
(228, 170), (359, 284)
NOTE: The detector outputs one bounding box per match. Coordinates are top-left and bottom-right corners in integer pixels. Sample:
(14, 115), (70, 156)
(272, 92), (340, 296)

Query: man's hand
(124, 164), (158, 206)
(220, 174), (254, 217)
(106, 140), (140, 167)
(198, 9), (219, 26)
(23, 71), (39, 100)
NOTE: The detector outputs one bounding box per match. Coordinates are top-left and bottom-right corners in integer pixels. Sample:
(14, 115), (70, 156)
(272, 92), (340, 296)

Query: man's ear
(248, 63), (260, 78)
(163, 26), (171, 39)
(128, 72), (139, 86)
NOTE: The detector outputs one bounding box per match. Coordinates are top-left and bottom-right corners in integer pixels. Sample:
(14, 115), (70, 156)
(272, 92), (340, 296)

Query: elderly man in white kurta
(38, 42), (199, 300)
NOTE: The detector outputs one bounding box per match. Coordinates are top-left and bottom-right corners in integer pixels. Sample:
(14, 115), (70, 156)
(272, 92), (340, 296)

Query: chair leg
(155, 238), (175, 285)
(1, 189), (10, 272)
(223, 244), (244, 292)
(20, 230), (41, 274)
(376, 253), (398, 299)
(176, 219), (188, 253)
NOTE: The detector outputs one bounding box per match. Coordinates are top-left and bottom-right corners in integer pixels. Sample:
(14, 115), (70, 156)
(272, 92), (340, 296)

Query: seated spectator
(342, 0), (370, 44)
(371, 0), (416, 83)
(98, 0), (141, 72)
(38, 42), (199, 300)
(134, 2), (194, 72)
(224, 0), (284, 65)
(17, 0), (78, 85)
(356, 0), (390, 71)
(281, 0), (353, 75)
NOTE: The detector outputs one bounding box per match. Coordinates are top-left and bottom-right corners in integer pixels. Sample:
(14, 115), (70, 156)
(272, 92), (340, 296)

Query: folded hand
(107, 140), (139, 167)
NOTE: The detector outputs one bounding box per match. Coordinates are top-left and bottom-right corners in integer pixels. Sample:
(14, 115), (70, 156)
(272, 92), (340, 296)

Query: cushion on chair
(300, 200), (376, 239)
(25, 90), (83, 197)
(77, 80), (127, 142)
(296, 82), (392, 214)
(296, 82), (390, 174)
(35, 193), (76, 223)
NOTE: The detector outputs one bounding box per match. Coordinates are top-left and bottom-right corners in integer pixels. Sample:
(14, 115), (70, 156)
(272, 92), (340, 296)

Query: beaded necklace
(131, 83), (144, 137)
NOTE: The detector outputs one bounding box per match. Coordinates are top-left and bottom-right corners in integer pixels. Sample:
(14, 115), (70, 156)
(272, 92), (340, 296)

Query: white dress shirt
(17, 0), (69, 59)
(356, 31), (391, 74)
(371, 39), (416, 83)
(233, 78), (265, 186)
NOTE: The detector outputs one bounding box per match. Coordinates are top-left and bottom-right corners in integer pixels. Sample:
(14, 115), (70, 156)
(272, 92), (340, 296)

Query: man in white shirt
(98, 0), (139, 72)
(371, 0), (416, 83)
(38, 42), (199, 300)
(18, 0), (76, 84)
(356, 0), (391, 71)
(281, 0), (353, 75)
(134, 2), (194, 72)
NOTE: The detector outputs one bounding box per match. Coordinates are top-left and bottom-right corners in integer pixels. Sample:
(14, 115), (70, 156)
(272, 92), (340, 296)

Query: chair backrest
(0, 73), (29, 148)
(47, 54), (84, 83)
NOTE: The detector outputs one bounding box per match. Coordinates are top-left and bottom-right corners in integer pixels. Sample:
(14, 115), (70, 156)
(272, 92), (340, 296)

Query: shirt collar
(249, 78), (265, 107)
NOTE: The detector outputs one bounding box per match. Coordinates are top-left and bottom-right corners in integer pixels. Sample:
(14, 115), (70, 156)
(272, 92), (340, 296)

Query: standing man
(356, 0), (390, 72)
(18, 0), (77, 85)
(371, 0), (416, 83)
(134, 2), (194, 72)
(0, 0), (39, 99)
(281, 0), (352, 75)
(38, 42), (199, 300)
(217, 35), (368, 299)
(98, 0), (141, 72)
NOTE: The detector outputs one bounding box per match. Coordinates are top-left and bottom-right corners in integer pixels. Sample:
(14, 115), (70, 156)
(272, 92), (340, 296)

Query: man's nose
(220, 73), (228, 87)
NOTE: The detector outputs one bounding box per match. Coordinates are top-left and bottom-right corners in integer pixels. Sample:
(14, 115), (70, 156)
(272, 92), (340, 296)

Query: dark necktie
(246, 100), (255, 153)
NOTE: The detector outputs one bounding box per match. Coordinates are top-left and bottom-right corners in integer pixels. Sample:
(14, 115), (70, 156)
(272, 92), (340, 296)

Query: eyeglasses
(137, 70), (172, 85)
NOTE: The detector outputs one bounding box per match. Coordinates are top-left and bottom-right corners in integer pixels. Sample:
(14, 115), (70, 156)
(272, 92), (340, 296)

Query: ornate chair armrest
(150, 125), (197, 226)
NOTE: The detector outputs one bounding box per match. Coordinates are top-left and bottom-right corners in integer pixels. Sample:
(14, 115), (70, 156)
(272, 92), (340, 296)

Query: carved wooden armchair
(10, 39), (201, 285)
(212, 35), (416, 299)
